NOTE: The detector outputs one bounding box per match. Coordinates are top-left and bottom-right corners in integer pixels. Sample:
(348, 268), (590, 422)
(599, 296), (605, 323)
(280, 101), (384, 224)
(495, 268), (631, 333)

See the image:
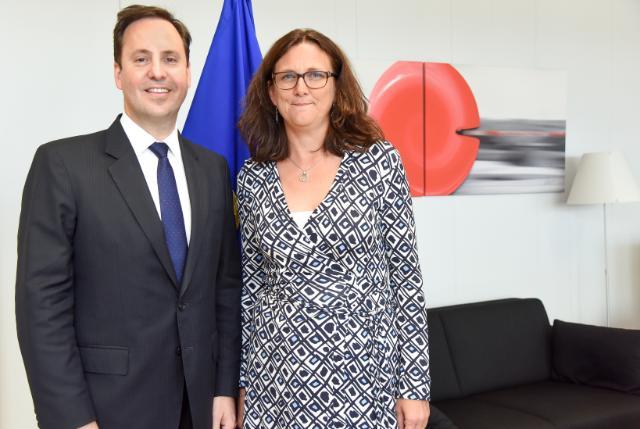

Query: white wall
(2, 0), (640, 427)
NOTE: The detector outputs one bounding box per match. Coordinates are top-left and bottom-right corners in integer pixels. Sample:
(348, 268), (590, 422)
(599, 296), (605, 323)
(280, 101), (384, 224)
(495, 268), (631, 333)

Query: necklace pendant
(299, 171), (309, 182)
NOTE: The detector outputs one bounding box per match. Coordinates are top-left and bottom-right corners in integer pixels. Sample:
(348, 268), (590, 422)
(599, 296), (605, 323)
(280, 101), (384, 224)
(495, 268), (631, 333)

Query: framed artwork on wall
(369, 62), (566, 196)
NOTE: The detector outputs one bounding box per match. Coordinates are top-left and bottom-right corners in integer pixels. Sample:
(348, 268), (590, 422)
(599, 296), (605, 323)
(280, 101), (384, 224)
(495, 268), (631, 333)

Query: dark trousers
(179, 387), (193, 429)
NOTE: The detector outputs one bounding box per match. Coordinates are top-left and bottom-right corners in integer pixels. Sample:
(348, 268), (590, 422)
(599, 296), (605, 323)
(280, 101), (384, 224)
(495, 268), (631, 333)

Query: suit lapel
(179, 135), (207, 297)
(105, 117), (180, 289)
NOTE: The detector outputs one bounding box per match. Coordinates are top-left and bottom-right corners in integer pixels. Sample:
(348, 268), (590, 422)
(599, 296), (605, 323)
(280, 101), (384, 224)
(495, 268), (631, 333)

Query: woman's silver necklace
(289, 155), (323, 182)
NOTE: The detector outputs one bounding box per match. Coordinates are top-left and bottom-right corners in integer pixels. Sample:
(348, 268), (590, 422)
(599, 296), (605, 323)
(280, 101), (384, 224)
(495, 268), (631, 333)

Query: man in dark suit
(15, 5), (241, 429)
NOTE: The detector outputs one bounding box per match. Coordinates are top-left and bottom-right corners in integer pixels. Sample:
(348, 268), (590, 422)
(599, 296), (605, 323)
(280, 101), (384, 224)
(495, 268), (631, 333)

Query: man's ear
(114, 62), (123, 90)
(187, 61), (192, 88)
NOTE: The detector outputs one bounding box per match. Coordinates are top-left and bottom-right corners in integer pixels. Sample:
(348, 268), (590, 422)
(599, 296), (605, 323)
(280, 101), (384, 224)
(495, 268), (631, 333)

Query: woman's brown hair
(238, 28), (384, 162)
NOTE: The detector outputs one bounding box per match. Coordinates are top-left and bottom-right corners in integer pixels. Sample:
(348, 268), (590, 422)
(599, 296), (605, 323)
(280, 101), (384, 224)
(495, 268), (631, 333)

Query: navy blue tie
(150, 142), (187, 284)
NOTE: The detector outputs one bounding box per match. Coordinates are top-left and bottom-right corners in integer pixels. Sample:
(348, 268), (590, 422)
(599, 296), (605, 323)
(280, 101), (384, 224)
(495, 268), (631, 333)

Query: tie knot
(150, 142), (169, 159)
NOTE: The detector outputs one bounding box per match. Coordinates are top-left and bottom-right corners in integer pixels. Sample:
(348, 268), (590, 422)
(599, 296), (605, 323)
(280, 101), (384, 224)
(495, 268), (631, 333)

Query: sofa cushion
(552, 319), (640, 395)
(474, 380), (640, 429)
(427, 404), (459, 429)
(435, 397), (555, 429)
(430, 298), (551, 397)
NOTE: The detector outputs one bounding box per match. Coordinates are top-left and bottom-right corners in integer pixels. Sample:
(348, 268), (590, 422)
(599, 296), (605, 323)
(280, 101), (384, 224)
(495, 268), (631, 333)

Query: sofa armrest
(552, 319), (640, 395)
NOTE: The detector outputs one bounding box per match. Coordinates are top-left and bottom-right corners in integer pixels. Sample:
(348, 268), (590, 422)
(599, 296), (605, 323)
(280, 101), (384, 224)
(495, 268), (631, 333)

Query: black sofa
(426, 298), (640, 429)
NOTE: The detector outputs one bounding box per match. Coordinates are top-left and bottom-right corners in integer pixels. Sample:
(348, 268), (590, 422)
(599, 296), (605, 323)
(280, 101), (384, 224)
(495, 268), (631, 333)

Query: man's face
(114, 18), (191, 132)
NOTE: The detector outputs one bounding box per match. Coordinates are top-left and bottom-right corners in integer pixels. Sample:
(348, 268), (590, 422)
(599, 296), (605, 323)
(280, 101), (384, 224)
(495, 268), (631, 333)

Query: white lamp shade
(567, 151), (640, 204)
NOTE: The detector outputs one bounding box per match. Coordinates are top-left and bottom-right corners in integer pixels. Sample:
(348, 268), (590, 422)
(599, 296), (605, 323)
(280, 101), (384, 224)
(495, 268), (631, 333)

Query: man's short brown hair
(113, 4), (191, 67)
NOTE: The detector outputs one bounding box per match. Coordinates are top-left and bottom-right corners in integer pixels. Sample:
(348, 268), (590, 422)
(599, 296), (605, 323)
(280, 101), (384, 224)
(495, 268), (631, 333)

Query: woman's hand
(236, 388), (246, 428)
(396, 399), (430, 429)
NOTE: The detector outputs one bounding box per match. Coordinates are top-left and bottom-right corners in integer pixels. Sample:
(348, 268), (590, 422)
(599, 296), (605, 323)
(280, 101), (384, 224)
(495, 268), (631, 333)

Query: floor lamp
(567, 152), (640, 326)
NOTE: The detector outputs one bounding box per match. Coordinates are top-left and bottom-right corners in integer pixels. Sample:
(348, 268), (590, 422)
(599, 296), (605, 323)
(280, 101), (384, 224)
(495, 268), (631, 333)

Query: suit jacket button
(178, 303), (187, 311)
(176, 346), (182, 356)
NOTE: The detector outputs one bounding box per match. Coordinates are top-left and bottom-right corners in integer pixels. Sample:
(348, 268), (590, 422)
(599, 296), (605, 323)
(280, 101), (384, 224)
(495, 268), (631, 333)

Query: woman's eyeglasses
(272, 71), (336, 90)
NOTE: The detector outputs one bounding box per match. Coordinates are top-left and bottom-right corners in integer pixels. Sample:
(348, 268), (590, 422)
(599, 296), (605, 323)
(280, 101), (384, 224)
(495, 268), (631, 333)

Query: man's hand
(236, 388), (246, 428)
(77, 422), (99, 429)
(213, 396), (236, 429)
(396, 399), (430, 429)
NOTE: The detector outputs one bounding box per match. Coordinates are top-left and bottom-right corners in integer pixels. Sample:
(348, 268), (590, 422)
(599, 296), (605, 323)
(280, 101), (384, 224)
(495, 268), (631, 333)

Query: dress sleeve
(212, 159), (243, 397)
(237, 166), (266, 388)
(378, 144), (431, 401)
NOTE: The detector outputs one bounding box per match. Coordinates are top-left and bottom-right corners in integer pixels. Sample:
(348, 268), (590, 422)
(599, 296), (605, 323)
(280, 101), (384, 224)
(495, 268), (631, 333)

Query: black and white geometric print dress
(237, 141), (430, 429)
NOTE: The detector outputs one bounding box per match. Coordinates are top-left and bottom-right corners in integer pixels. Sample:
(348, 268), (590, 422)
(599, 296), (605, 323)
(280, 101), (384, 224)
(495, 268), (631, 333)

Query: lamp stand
(603, 203), (610, 327)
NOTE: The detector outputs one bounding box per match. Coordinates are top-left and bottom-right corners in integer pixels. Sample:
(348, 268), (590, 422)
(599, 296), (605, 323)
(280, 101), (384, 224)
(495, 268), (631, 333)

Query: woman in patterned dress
(236, 28), (430, 429)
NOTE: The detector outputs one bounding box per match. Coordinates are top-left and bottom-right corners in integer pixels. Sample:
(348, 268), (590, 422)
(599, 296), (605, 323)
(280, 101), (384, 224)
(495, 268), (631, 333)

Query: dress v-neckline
(272, 152), (349, 230)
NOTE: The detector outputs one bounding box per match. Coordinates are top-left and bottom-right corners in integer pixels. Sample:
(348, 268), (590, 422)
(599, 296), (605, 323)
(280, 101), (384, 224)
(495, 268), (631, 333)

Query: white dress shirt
(120, 113), (191, 244)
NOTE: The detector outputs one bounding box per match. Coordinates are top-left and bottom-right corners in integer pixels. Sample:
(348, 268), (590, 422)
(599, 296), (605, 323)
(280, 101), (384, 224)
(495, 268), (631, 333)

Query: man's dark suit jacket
(16, 117), (242, 429)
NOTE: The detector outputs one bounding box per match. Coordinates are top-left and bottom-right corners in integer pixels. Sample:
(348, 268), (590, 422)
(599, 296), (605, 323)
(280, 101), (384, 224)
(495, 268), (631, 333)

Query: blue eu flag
(183, 0), (262, 190)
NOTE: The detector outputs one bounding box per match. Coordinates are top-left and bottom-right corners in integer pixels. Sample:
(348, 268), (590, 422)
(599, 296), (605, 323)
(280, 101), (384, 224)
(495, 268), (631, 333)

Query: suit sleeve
(15, 145), (96, 428)
(379, 144), (431, 401)
(213, 159), (243, 397)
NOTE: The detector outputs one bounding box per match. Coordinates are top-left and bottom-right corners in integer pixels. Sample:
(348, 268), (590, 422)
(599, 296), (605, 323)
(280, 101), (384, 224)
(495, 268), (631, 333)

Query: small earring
(275, 108), (279, 124)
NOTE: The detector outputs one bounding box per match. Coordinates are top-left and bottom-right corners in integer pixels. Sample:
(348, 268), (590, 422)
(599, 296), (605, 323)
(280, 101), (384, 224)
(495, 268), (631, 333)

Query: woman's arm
(378, 144), (431, 427)
(378, 143), (431, 401)
(235, 166), (266, 427)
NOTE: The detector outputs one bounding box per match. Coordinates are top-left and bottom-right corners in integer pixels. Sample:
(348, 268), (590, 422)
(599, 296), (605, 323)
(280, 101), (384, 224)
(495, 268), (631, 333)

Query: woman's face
(269, 42), (336, 135)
